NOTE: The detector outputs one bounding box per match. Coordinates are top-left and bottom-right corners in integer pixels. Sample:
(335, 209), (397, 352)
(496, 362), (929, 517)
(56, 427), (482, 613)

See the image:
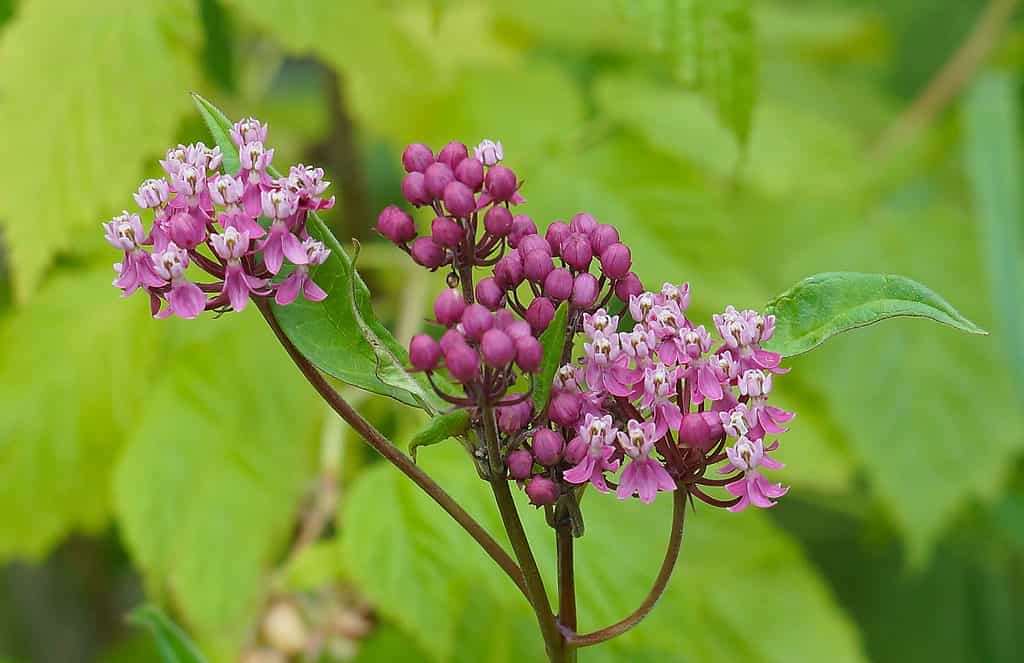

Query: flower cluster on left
(103, 118), (334, 318)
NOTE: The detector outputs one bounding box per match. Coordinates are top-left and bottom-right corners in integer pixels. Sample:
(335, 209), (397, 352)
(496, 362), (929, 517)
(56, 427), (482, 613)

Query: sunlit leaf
(128, 605), (209, 663)
(532, 303), (569, 414)
(409, 409), (470, 462)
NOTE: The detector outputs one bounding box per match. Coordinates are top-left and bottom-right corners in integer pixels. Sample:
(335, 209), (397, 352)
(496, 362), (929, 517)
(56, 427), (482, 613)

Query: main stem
(481, 403), (564, 661)
(556, 516), (577, 663)
(255, 299), (528, 597)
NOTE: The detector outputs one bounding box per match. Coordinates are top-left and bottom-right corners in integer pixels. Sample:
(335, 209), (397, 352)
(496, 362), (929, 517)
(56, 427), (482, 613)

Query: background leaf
(532, 304), (569, 414)
(128, 605), (208, 663)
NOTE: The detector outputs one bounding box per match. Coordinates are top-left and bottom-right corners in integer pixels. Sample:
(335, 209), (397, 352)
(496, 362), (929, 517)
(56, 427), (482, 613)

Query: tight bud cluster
(103, 118), (333, 318)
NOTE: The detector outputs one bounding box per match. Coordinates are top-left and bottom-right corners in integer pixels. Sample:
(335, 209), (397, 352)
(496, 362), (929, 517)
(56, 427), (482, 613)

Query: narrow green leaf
(409, 409), (470, 462)
(191, 94), (444, 412)
(128, 605), (208, 663)
(964, 74), (1024, 397)
(533, 303), (569, 413)
(763, 272), (986, 357)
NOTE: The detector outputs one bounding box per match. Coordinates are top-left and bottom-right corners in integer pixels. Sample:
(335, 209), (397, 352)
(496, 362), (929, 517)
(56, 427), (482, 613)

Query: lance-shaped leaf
(190, 94), (444, 413)
(128, 605), (209, 663)
(763, 272), (986, 357)
(409, 409), (471, 462)
(532, 303), (569, 414)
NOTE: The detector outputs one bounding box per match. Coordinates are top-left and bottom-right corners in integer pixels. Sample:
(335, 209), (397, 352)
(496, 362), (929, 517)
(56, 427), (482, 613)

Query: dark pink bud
(507, 449), (534, 480)
(437, 141), (468, 170)
(548, 390), (581, 427)
(424, 162), (456, 200)
(485, 166), (517, 201)
(505, 319), (532, 340)
(564, 436), (587, 464)
(543, 268), (573, 301)
(571, 272), (600, 309)
(525, 476), (558, 506)
(523, 250), (554, 283)
(409, 334), (441, 371)
(475, 277), (504, 310)
(526, 296), (556, 332)
(455, 157), (484, 191)
(615, 272), (643, 301)
(444, 342), (479, 383)
(570, 212), (598, 236)
(376, 205), (416, 243)
(532, 429), (564, 466)
(600, 243), (632, 279)
(481, 328), (515, 368)
(494, 308), (518, 330)
(545, 221), (571, 256)
(509, 215), (538, 248)
(443, 181), (476, 218)
(494, 250), (524, 288)
(484, 206), (513, 236)
(519, 233), (550, 257)
(590, 224), (620, 255)
(498, 401), (533, 434)
(411, 237), (447, 268)
(401, 171), (430, 206)
(561, 233), (592, 271)
(402, 143), (434, 173)
(439, 328), (466, 353)
(461, 303), (494, 341)
(434, 288), (467, 326)
(514, 335), (543, 373)
(430, 216), (463, 248)
(678, 411), (725, 451)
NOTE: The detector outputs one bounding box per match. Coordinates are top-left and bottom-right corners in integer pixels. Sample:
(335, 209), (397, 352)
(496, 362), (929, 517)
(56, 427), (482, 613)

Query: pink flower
(283, 164), (335, 211)
(133, 178), (170, 209)
(230, 117), (269, 147)
(639, 363), (682, 438)
(563, 414), (620, 492)
(210, 174), (266, 239)
(259, 190), (305, 274)
(583, 332), (636, 397)
(151, 243), (206, 319)
(737, 370), (795, 438)
(720, 437), (787, 511)
(629, 291), (658, 325)
(713, 306), (784, 373)
(275, 238), (331, 305)
(655, 281), (690, 310)
(619, 324), (657, 368)
(720, 403), (753, 439)
(474, 139), (504, 166)
(616, 420), (675, 503)
(238, 142), (275, 216)
(103, 212), (164, 295)
(675, 326), (724, 403)
(582, 308), (619, 338)
(211, 227), (268, 312)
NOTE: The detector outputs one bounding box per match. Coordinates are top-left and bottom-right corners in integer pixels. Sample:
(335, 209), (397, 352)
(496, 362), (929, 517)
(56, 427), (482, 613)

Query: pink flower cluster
(103, 118), (334, 318)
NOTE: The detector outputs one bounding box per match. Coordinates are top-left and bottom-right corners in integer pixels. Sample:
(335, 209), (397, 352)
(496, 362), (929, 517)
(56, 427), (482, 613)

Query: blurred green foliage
(1, 1), (1022, 662)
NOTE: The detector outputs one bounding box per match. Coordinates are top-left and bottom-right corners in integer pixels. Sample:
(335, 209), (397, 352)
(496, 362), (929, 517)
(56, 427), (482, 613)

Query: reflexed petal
(275, 271), (303, 306)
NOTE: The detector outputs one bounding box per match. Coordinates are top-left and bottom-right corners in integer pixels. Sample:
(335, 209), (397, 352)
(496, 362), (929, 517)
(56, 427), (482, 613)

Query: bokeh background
(1, 0), (1022, 661)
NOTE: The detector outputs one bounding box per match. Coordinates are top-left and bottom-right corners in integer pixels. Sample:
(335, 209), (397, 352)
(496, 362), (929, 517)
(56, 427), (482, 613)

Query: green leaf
(763, 272), (986, 357)
(409, 409), (470, 462)
(532, 303), (569, 414)
(963, 73), (1024, 397)
(114, 313), (321, 656)
(128, 605), (208, 663)
(0, 0), (199, 299)
(280, 538), (346, 591)
(191, 94), (446, 413)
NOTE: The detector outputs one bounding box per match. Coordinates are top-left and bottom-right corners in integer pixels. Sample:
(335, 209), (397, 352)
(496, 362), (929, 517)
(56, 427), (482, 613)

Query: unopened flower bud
(561, 233), (593, 271)
(455, 157), (485, 191)
(445, 343), (479, 383)
(376, 205), (416, 243)
(485, 166), (517, 201)
(590, 224), (620, 255)
(548, 390), (582, 427)
(484, 206), (513, 236)
(409, 334), (442, 371)
(524, 250), (555, 283)
(543, 268), (573, 301)
(430, 215), (463, 248)
(615, 272), (643, 301)
(600, 243), (632, 279)
(515, 335), (543, 373)
(678, 411), (725, 451)
(564, 436), (588, 464)
(509, 215), (538, 247)
(401, 171), (430, 206)
(481, 328), (515, 367)
(439, 328), (466, 353)
(475, 277), (505, 310)
(545, 221), (571, 256)
(461, 303), (494, 341)
(526, 296), (556, 332)
(494, 250), (524, 288)
(498, 401), (533, 434)
(402, 143), (434, 173)
(504, 319), (532, 340)
(526, 476), (559, 506)
(424, 162), (456, 200)
(518, 234), (550, 257)
(438, 141), (468, 169)
(507, 449), (534, 480)
(570, 212), (598, 236)
(443, 181), (476, 218)
(571, 272), (600, 309)
(434, 288), (467, 326)
(532, 429), (564, 466)
(411, 237), (447, 268)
